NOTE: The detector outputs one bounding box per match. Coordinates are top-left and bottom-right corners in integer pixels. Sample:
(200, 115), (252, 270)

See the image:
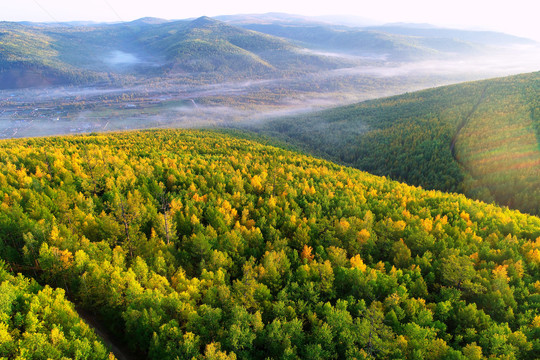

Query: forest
(0, 129), (538, 359)
(249, 71), (540, 216)
(0, 263), (115, 359)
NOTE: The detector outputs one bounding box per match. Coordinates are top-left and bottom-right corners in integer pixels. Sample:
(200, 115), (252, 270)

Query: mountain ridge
(1, 15), (535, 89)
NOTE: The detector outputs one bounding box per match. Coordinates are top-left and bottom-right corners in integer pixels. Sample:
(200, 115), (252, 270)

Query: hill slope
(234, 23), (461, 60)
(222, 16), (535, 61)
(0, 22), (106, 89)
(135, 16), (346, 75)
(249, 71), (540, 215)
(2, 16), (537, 89)
(0, 263), (115, 359)
(0, 18), (351, 89)
(365, 25), (535, 46)
(0, 129), (538, 359)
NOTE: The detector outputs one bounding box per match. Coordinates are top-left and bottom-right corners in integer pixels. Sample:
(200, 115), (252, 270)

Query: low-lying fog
(334, 45), (540, 78)
(105, 50), (142, 66)
(1, 45), (539, 139)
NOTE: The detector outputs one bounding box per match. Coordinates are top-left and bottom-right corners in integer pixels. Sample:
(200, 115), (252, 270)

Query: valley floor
(0, 62), (518, 139)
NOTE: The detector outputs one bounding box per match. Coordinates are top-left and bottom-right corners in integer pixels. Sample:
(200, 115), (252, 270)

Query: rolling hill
(230, 23), (460, 60)
(0, 129), (538, 359)
(221, 14), (535, 61)
(134, 16), (348, 75)
(1, 15), (536, 89)
(365, 24), (535, 47)
(247, 71), (540, 215)
(0, 17), (353, 89)
(0, 22), (106, 89)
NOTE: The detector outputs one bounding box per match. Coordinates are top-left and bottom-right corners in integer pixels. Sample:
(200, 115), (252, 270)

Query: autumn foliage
(0, 129), (538, 359)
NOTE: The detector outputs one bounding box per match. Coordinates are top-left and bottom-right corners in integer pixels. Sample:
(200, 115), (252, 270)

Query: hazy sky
(3, 0), (539, 40)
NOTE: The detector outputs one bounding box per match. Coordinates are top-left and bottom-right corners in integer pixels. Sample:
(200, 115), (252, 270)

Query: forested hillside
(2, 16), (536, 89)
(249, 71), (540, 215)
(0, 23), (105, 89)
(0, 262), (114, 359)
(0, 130), (538, 359)
(236, 23), (476, 61)
(0, 17), (353, 89)
(136, 16), (347, 75)
(222, 14), (534, 61)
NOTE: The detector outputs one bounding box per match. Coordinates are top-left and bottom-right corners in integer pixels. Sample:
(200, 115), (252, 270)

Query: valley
(0, 69), (486, 139)
(1, 16), (539, 139)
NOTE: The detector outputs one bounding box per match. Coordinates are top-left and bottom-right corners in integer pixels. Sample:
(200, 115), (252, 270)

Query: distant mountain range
(0, 16), (352, 89)
(0, 14), (536, 89)
(221, 13), (534, 60)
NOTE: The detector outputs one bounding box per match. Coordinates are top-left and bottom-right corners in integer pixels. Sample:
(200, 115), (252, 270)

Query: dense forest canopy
(0, 129), (538, 359)
(0, 262), (115, 359)
(249, 71), (540, 216)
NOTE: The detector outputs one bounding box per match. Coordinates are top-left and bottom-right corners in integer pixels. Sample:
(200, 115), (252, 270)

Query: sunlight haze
(3, 0), (539, 41)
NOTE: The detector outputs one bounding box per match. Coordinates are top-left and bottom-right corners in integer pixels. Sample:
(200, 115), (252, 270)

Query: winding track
(450, 85), (488, 159)
(75, 307), (143, 360)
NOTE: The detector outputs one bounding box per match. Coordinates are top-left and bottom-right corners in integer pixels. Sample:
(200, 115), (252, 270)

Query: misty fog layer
(105, 51), (142, 65)
(1, 43), (539, 139)
(332, 45), (540, 78)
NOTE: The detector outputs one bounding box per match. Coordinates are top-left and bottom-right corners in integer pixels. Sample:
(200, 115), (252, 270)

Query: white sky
(3, 0), (540, 41)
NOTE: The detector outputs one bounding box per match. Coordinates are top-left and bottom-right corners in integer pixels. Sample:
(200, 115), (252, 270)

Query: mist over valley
(1, 14), (539, 138)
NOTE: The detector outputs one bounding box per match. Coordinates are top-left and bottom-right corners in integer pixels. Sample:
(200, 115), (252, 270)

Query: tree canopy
(0, 129), (538, 359)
